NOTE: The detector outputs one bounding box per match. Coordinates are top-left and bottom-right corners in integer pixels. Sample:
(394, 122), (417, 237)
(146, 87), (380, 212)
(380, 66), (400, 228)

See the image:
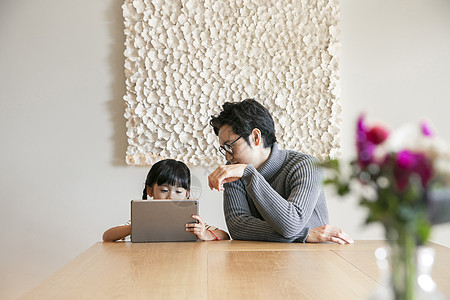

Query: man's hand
(306, 224), (354, 244)
(208, 164), (248, 191)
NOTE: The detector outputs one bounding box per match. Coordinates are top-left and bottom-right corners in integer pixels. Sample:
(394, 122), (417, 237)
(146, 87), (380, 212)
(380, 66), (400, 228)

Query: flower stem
(389, 231), (416, 300)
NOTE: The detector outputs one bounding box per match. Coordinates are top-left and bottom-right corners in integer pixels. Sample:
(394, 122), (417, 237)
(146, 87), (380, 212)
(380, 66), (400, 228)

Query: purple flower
(356, 114), (388, 167)
(356, 115), (373, 167)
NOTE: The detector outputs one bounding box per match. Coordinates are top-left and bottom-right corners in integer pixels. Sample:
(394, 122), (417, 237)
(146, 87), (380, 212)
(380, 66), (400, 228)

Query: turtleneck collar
(256, 143), (287, 182)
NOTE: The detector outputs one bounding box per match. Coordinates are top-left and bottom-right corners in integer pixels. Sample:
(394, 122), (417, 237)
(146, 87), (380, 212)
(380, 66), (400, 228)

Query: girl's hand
(185, 215), (208, 240)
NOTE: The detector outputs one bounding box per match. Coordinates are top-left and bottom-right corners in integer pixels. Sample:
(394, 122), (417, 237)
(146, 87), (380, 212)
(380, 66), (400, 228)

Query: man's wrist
(241, 164), (254, 185)
(299, 227), (311, 243)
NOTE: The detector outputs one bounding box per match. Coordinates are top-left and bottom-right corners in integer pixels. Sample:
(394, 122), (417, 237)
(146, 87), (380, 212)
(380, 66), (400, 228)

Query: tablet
(131, 199), (199, 242)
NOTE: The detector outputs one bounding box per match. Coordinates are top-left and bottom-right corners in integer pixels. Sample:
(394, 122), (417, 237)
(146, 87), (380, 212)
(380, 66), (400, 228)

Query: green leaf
(337, 183), (350, 196)
(323, 178), (339, 185)
(416, 218), (431, 245)
(317, 159), (340, 171)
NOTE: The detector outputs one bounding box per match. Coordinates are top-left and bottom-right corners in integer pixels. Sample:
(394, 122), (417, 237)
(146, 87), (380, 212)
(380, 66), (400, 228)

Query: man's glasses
(218, 136), (242, 156)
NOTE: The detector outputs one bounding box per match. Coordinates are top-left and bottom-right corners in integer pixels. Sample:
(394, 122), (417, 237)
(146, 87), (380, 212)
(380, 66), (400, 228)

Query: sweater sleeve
(223, 180), (309, 242)
(224, 154), (322, 242)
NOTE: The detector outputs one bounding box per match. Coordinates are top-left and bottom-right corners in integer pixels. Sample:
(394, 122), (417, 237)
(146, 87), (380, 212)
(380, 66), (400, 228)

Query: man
(208, 99), (353, 244)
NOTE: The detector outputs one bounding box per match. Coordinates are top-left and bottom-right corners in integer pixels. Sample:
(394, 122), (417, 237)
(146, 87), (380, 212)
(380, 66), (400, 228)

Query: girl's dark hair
(142, 159), (191, 199)
(210, 99), (277, 148)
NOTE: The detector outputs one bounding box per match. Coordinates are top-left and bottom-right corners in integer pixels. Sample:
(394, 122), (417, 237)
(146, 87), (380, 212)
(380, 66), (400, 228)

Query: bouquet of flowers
(322, 114), (450, 300)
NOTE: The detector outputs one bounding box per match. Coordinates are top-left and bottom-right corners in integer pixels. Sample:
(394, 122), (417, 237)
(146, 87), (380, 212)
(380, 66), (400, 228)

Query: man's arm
(240, 155), (324, 238)
(215, 154), (352, 244)
(224, 178), (310, 242)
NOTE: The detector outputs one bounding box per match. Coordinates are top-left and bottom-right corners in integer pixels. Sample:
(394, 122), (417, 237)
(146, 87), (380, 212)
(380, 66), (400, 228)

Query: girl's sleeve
(204, 224), (218, 231)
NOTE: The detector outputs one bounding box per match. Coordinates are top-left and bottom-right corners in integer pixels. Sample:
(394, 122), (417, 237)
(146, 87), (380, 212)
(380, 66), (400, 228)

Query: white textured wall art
(123, 0), (342, 166)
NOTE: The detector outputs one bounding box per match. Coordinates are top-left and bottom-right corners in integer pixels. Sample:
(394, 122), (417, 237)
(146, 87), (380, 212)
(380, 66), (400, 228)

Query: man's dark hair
(210, 99), (277, 148)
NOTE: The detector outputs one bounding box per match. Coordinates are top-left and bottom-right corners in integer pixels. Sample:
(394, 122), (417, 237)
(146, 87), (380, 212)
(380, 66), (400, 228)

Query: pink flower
(394, 150), (434, 191)
(396, 150), (417, 169)
(367, 126), (389, 145)
(421, 120), (433, 137)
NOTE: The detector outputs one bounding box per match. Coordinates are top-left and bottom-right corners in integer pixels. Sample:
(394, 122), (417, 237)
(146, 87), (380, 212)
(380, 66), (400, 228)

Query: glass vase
(369, 244), (446, 300)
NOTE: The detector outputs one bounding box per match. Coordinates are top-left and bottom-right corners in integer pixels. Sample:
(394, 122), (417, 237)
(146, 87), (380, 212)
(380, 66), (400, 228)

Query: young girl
(103, 159), (229, 242)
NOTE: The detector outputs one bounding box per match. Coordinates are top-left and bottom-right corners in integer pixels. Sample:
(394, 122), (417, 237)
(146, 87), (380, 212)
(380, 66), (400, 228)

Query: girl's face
(147, 183), (190, 200)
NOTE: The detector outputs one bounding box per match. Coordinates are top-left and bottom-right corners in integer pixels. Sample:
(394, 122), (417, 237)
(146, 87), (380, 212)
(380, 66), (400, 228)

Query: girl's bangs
(156, 167), (190, 190)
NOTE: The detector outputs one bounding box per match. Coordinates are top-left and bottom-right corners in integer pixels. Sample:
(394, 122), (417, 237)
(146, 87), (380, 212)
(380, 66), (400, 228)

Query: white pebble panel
(123, 0), (342, 166)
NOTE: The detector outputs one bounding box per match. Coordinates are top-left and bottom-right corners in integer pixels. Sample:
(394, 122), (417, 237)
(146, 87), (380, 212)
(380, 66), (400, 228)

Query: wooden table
(21, 241), (450, 300)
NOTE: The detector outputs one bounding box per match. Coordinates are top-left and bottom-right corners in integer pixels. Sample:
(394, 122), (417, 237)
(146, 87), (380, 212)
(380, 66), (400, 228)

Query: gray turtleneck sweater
(223, 143), (329, 242)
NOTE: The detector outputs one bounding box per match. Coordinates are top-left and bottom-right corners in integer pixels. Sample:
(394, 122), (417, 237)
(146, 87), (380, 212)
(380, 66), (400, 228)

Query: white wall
(0, 0), (449, 299)
(336, 0), (450, 245)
